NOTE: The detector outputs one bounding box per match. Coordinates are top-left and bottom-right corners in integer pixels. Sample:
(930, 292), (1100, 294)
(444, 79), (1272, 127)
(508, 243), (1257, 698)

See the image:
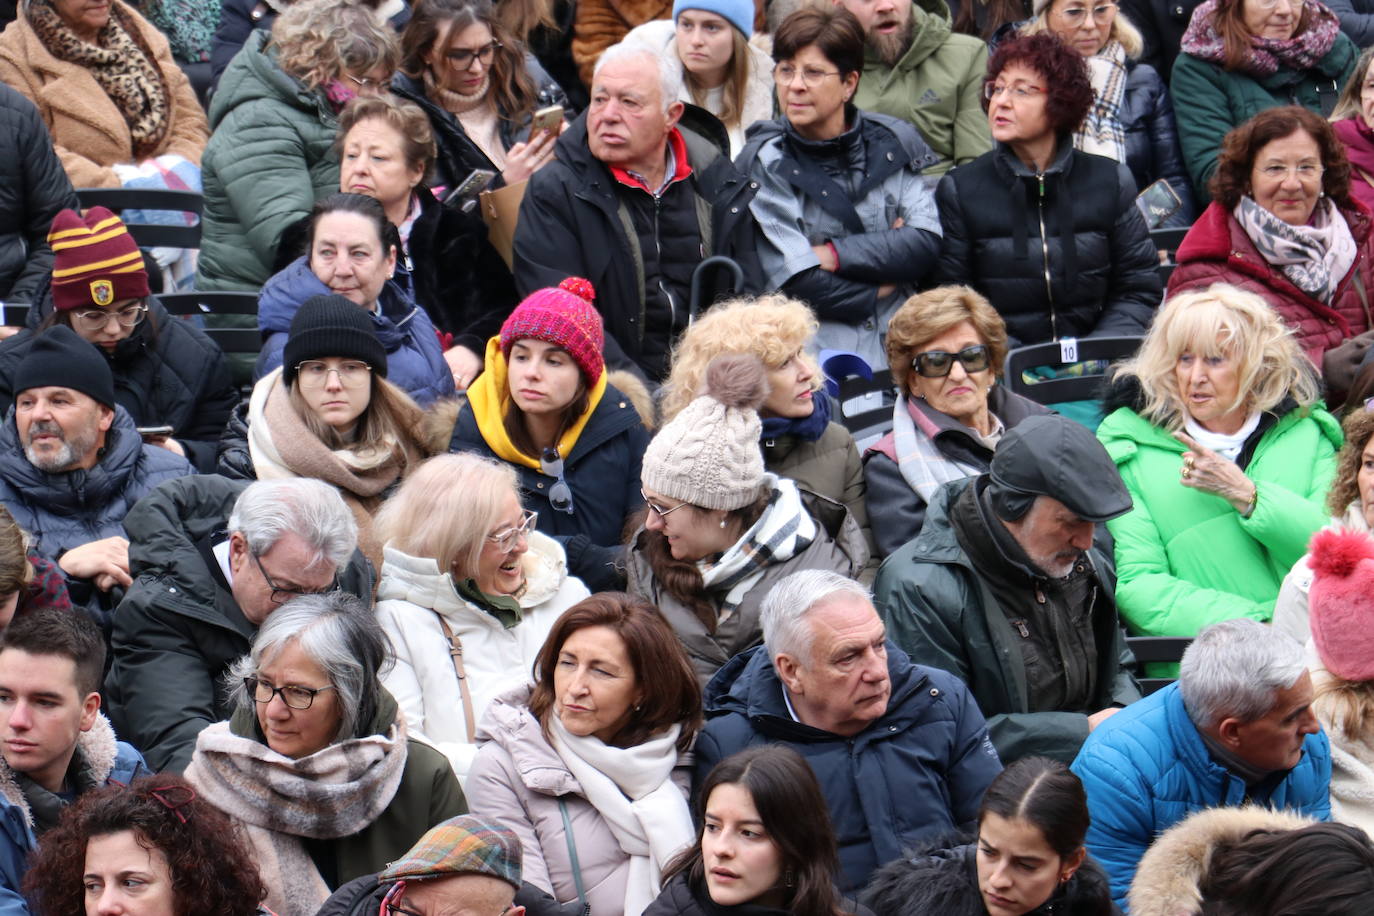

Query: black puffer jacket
(933, 138), (1162, 348)
(0, 300), (239, 472)
(0, 84), (78, 304)
(1122, 60), (1197, 229)
(862, 835), (1118, 916)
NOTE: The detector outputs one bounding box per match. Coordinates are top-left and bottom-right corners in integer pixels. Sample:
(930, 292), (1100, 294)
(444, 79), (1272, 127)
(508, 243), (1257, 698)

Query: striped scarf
(890, 394), (999, 503)
(1075, 40), (1129, 163)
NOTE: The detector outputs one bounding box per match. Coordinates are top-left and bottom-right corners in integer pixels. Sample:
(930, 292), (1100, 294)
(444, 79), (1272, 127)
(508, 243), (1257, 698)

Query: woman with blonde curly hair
(1096, 283), (1340, 640)
(198, 0), (400, 292)
(662, 295), (869, 549)
(863, 285), (1050, 558)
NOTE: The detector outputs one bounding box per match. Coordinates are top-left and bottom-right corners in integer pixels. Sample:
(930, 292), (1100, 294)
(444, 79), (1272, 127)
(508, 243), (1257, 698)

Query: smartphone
(530, 105), (564, 139)
(442, 168), (497, 207)
(136, 425), (175, 439)
(1135, 179), (1183, 231)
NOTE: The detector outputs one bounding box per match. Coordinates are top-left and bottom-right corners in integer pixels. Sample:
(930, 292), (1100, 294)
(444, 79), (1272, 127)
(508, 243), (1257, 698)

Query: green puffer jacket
(197, 30), (341, 291)
(1096, 391), (1341, 639)
(1171, 33), (1357, 201)
(851, 0), (990, 177)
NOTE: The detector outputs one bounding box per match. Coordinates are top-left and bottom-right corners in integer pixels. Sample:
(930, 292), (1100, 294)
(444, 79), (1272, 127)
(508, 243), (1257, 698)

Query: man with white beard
(835, 0), (991, 177)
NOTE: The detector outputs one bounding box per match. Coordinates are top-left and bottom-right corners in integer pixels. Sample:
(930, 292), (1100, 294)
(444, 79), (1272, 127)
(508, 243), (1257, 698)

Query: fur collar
(0, 712), (121, 829)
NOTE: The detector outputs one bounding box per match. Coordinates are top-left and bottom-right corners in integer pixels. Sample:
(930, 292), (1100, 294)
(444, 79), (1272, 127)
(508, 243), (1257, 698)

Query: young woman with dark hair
(648, 745), (865, 916)
(864, 756), (1114, 916)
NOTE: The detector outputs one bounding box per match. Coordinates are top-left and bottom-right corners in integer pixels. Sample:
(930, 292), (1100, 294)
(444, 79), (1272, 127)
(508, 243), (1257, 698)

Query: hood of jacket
(0, 712), (125, 829)
(122, 473), (250, 608)
(472, 683), (582, 797)
(258, 257), (419, 354)
(882, 0), (954, 71)
(376, 530), (571, 614)
(1127, 806), (1317, 916)
(742, 108), (940, 175)
(208, 29), (329, 130)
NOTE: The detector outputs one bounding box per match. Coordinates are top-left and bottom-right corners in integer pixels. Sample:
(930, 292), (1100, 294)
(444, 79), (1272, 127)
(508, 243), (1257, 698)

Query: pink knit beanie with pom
(499, 277), (605, 385)
(1309, 527), (1374, 681)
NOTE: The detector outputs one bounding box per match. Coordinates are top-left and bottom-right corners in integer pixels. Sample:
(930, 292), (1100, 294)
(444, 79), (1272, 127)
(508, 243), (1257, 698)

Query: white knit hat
(641, 353), (768, 511)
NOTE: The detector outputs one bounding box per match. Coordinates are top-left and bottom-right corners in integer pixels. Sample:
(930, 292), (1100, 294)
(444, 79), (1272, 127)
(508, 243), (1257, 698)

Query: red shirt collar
(609, 127), (693, 193)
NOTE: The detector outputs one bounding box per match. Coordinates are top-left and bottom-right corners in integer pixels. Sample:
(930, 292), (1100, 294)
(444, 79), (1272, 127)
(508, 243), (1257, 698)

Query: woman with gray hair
(185, 592), (467, 916)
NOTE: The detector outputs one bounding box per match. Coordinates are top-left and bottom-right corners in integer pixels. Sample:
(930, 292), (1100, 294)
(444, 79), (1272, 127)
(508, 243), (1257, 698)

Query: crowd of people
(7, 0), (1374, 913)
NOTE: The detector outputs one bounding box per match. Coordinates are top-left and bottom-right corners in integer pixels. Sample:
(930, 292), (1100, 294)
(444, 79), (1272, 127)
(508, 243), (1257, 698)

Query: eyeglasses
(641, 489), (691, 519)
(445, 40), (501, 70)
(384, 895), (513, 916)
(1255, 163), (1324, 182)
(295, 360), (372, 389)
(346, 73), (383, 90)
(71, 302), (147, 332)
(911, 344), (992, 378)
(1055, 2), (1117, 25)
(772, 63), (841, 87)
(250, 552), (338, 605)
(540, 447), (576, 515)
(487, 509), (538, 554)
(985, 83), (1045, 100)
(243, 676), (336, 710)
(1249, 0), (1296, 9)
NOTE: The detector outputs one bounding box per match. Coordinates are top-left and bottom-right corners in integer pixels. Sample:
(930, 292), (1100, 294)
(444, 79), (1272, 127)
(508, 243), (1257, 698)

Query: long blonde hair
(680, 26), (752, 130)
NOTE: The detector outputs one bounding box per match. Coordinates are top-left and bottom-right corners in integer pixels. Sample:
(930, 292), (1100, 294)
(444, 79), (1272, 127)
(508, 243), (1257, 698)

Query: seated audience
(212, 0), (411, 87)
(1071, 618), (1330, 908)
(336, 94), (517, 372)
(0, 609), (146, 909)
(105, 476), (371, 773)
(467, 593), (702, 915)
(0, 505), (71, 622)
(254, 194), (455, 406)
(863, 286), (1051, 558)
(661, 295), (870, 549)
(0, 326), (192, 622)
(445, 278), (651, 592)
(198, 0), (398, 292)
(1172, 0), (1357, 200)
(23, 774), (270, 916)
(935, 32), (1161, 349)
(0, 207), (237, 473)
(220, 294), (429, 569)
(740, 6), (942, 368)
(372, 453), (589, 780)
(1024, 0), (1196, 228)
(696, 569), (1003, 893)
(512, 41), (762, 383)
(841, 0), (993, 176)
(1097, 286), (1338, 641)
(1128, 808), (1373, 916)
(1168, 107), (1374, 382)
(1330, 47), (1374, 215)
(864, 756), (1115, 916)
(629, 354), (869, 683)
(186, 593), (467, 916)
(0, 84), (77, 306)
(649, 745), (864, 916)
(0, 0), (209, 188)
(623, 0), (774, 156)
(392, 0), (570, 192)
(875, 414), (1140, 764)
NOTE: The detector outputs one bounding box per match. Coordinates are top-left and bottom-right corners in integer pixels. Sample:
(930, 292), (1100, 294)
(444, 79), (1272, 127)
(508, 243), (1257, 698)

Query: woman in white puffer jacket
(373, 453), (589, 782)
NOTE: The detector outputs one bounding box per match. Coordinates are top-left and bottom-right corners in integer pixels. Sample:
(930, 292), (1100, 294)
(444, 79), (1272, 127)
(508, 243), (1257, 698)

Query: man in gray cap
(874, 414), (1142, 763)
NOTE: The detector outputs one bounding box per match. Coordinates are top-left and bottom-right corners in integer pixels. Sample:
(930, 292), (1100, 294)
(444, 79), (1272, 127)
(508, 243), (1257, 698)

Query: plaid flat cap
(379, 815), (521, 889)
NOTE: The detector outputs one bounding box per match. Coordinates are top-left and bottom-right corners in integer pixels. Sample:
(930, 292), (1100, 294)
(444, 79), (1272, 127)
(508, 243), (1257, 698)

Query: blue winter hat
(674, 0), (753, 37)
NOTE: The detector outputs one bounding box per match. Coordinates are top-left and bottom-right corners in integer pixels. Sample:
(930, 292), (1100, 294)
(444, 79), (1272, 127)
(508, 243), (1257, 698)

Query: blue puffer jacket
(1071, 682), (1331, 910)
(695, 643), (1003, 893)
(0, 715), (147, 914)
(1123, 59), (1197, 229)
(254, 257), (455, 407)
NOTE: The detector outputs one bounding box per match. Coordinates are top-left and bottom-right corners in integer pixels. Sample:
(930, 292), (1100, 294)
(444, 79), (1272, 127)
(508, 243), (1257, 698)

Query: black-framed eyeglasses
(71, 302), (147, 332)
(243, 676), (336, 710)
(487, 509), (538, 554)
(250, 552), (338, 605)
(445, 40), (501, 70)
(641, 488), (690, 519)
(540, 447), (576, 515)
(911, 344), (992, 378)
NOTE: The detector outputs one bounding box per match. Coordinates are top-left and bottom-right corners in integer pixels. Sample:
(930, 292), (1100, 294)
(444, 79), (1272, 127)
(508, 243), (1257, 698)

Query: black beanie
(281, 295), (388, 387)
(13, 325), (116, 409)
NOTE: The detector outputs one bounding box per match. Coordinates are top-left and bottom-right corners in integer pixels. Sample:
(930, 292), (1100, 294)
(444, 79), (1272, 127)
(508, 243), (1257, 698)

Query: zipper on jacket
(1036, 173), (1058, 340)
(652, 194), (678, 328)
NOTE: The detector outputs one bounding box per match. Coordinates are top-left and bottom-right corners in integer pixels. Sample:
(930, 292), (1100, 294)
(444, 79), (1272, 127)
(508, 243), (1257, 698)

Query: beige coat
(0, 0), (208, 187)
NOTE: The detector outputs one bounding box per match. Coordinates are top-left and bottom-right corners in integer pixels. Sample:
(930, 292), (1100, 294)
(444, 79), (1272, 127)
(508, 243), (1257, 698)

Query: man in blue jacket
(695, 568), (1003, 892)
(0, 609), (147, 913)
(1072, 618), (1330, 911)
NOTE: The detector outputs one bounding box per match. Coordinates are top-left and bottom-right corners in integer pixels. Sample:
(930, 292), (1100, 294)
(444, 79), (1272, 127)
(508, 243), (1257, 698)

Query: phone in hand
(442, 169), (497, 208)
(530, 105), (564, 139)
(136, 425), (174, 439)
(1135, 179), (1183, 230)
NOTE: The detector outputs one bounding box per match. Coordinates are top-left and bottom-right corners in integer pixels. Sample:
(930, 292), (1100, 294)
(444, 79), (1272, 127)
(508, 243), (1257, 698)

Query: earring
(784, 868), (795, 888)
(719, 517), (728, 528)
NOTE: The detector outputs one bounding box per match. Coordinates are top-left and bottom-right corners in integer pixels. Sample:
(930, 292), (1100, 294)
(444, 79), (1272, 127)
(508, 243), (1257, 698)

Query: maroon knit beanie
(499, 277), (604, 385)
(47, 207), (150, 311)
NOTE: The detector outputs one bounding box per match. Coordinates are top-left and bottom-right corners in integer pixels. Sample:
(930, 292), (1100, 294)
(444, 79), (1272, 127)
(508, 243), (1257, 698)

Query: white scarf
(1075, 40), (1129, 162)
(549, 717), (694, 916)
(1183, 411), (1261, 462)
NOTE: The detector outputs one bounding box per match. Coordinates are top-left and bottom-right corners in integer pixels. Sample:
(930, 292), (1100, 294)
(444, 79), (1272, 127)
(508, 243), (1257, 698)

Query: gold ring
(1182, 467), (1191, 479)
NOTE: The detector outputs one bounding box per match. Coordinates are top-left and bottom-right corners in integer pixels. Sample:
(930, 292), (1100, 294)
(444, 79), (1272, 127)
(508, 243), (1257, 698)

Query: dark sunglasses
(540, 447), (575, 515)
(911, 344), (992, 378)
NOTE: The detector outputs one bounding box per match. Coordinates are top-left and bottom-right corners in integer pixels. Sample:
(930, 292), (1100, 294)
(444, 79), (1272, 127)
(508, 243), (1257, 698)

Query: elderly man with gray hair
(694, 568), (1002, 893)
(1071, 617), (1331, 911)
(511, 40), (763, 383)
(105, 474), (372, 773)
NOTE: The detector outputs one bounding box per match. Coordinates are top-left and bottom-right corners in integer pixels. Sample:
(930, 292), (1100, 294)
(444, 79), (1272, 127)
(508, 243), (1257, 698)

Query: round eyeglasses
(71, 302), (147, 332)
(295, 360), (372, 389)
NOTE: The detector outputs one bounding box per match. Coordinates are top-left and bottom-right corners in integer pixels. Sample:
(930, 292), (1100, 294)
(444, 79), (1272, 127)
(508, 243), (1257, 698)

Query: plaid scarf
(1180, 0), (1341, 78)
(1075, 40), (1129, 162)
(1234, 195), (1358, 302)
(890, 394), (1000, 503)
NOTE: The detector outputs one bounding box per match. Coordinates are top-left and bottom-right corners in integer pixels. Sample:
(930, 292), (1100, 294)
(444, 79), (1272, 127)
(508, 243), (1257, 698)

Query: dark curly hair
(983, 32), (1093, 136)
(1210, 106), (1354, 211)
(23, 775), (267, 916)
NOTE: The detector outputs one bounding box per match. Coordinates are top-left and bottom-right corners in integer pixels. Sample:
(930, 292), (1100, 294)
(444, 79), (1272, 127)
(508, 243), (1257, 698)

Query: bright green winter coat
(197, 30), (341, 291)
(1096, 391), (1340, 639)
(851, 0), (990, 177)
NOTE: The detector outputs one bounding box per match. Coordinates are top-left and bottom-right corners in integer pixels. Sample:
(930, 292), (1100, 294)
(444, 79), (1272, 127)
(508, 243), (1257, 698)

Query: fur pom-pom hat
(1308, 527), (1374, 681)
(640, 353), (767, 510)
